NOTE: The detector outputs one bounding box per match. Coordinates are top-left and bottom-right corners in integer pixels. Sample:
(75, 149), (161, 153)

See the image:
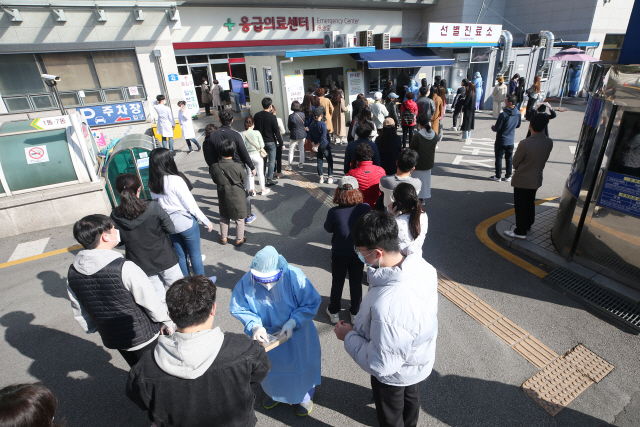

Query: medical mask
(358, 249), (380, 268)
(106, 229), (120, 243)
(261, 281), (277, 291)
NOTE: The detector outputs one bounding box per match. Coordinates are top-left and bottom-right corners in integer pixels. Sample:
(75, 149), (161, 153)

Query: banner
(179, 75), (200, 116)
(284, 74), (305, 115)
(346, 71), (364, 105)
(427, 23), (502, 46)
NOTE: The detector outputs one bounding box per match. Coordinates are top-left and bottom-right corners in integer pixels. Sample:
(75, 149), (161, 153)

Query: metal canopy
(351, 48), (455, 69)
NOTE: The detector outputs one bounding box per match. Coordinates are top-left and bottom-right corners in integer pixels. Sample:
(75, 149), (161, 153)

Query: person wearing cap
(229, 246), (322, 417)
(324, 176), (371, 324)
(370, 92), (389, 135)
(375, 118), (402, 176)
(385, 92), (400, 129)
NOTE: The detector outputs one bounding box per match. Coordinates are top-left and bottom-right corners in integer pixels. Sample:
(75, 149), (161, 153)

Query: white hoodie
(67, 249), (172, 351)
(344, 252), (438, 386)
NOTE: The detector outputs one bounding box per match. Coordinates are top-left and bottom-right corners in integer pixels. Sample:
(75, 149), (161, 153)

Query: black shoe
(266, 180), (278, 186)
(187, 149), (194, 154)
(196, 146), (202, 151)
(206, 113), (213, 116)
(171, 151), (177, 156)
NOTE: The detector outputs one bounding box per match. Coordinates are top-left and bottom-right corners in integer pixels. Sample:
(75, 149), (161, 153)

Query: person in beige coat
(200, 78), (213, 116)
(317, 87), (334, 134)
(504, 113), (553, 240)
(492, 76), (508, 118)
(331, 90), (348, 144)
(211, 80), (223, 110)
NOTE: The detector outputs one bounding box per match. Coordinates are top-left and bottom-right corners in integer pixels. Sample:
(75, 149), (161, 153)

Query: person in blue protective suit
(473, 72), (483, 111)
(404, 78), (420, 102)
(568, 64), (582, 97)
(229, 246), (322, 417)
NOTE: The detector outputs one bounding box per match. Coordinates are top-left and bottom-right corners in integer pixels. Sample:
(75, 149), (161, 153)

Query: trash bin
(104, 134), (156, 207)
(152, 120), (182, 141)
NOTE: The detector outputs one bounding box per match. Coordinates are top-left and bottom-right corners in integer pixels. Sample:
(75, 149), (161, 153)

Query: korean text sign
(597, 171), (640, 218)
(427, 23), (502, 46)
(179, 75), (200, 116)
(284, 75), (305, 115)
(78, 102), (146, 127)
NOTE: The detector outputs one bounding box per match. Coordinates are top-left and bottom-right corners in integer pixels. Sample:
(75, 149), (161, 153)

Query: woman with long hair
(409, 114), (439, 204)
(438, 86), (447, 137)
(526, 75), (542, 120)
(389, 182), (428, 254)
(515, 77), (526, 113)
(375, 118), (402, 175)
(111, 173), (181, 302)
(287, 101), (307, 169)
(148, 148), (213, 277)
(242, 116), (268, 196)
(461, 82), (476, 141)
(331, 90), (348, 145)
(316, 87), (334, 141)
(428, 86), (443, 135)
(323, 177), (371, 324)
(302, 93), (316, 160)
(0, 383), (65, 427)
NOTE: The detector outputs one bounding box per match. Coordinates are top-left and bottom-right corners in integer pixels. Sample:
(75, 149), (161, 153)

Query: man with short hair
(347, 143), (387, 208)
(67, 214), (172, 367)
(379, 149), (423, 208)
(490, 93), (521, 182)
(504, 113), (553, 239)
(334, 211), (438, 427)
(154, 95), (175, 153)
(204, 109), (258, 224)
(126, 276), (271, 427)
(370, 92), (389, 134)
(386, 93), (400, 129)
(416, 86), (435, 121)
(344, 119), (381, 174)
(253, 97), (284, 186)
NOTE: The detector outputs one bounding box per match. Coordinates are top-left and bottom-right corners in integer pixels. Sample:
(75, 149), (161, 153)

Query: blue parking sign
(78, 102), (146, 127)
(168, 73), (179, 81)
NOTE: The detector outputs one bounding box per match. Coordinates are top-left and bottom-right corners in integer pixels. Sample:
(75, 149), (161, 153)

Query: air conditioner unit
(356, 30), (373, 47)
(373, 33), (391, 50)
(323, 31), (340, 48)
(524, 33), (542, 47)
(334, 33), (356, 48)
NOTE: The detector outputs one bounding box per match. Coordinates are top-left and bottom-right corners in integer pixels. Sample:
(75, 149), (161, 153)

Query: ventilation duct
(498, 30), (513, 75)
(539, 30), (555, 57)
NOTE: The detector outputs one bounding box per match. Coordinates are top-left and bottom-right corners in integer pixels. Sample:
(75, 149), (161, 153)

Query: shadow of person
(0, 311), (149, 426)
(36, 271), (69, 300)
(421, 370), (610, 426)
(252, 375), (377, 426)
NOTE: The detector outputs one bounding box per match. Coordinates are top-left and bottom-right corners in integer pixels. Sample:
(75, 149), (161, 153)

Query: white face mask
(106, 229), (120, 243)
(261, 281), (277, 291)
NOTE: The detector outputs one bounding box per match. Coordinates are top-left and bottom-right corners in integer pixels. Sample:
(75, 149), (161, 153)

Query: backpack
(401, 108), (416, 126)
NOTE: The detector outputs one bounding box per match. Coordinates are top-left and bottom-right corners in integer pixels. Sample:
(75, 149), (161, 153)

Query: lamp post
(42, 75), (66, 116)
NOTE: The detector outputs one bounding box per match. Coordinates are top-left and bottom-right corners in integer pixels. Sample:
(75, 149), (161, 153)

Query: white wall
(589, 0), (634, 59)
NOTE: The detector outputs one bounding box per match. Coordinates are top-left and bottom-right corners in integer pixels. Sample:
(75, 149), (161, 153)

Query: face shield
(248, 246), (289, 305)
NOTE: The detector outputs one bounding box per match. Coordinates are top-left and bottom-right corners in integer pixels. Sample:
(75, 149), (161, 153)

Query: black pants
(371, 376), (420, 427)
(117, 336), (158, 368)
(452, 105), (463, 127)
(514, 187), (538, 235)
(329, 252), (363, 315)
(275, 144), (282, 174)
(203, 103), (211, 115)
(402, 125), (415, 148)
(494, 144), (514, 179)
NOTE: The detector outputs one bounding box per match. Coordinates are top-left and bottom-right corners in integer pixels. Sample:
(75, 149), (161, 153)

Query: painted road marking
(0, 244), (82, 270)
(569, 145), (576, 154)
(8, 238), (51, 262)
(452, 138), (519, 168)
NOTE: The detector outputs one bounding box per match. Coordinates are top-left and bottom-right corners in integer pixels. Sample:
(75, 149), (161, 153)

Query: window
(0, 50), (146, 113)
(601, 34), (625, 62)
(263, 67), (273, 95)
(249, 66), (259, 92)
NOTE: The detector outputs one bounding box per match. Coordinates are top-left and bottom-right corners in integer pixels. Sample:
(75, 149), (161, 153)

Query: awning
(350, 48), (454, 69)
(246, 46), (375, 58)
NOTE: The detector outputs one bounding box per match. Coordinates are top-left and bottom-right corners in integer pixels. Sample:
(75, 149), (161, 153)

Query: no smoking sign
(25, 145), (50, 165)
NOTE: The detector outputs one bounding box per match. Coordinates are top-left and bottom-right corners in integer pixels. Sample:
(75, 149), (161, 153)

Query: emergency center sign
(427, 23), (502, 46)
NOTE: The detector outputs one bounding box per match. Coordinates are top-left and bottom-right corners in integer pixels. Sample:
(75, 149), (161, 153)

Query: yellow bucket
(152, 120), (182, 140)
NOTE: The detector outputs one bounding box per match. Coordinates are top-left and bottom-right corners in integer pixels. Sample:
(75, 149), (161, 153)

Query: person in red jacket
(347, 142), (387, 208)
(400, 92), (419, 148)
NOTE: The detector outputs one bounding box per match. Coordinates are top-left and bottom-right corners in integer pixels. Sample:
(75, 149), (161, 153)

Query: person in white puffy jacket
(334, 210), (438, 427)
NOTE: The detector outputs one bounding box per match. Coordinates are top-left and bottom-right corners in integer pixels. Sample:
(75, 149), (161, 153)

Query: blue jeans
(264, 142), (277, 180)
(186, 138), (201, 150)
(462, 130), (471, 139)
(162, 136), (174, 150)
(317, 144), (333, 177)
(169, 218), (204, 276)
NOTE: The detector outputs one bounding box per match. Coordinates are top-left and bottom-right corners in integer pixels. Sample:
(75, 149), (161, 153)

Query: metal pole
(558, 62), (566, 109)
(51, 83), (67, 116)
(155, 55), (171, 106)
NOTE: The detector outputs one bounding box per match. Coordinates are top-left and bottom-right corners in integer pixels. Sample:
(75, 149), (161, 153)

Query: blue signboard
(168, 73), (179, 81)
(597, 171), (640, 218)
(78, 102), (146, 127)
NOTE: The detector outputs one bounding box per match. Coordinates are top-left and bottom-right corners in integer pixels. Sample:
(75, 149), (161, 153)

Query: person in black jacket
(204, 109), (257, 224)
(287, 101), (307, 170)
(253, 97), (284, 185)
(351, 94), (367, 122)
(449, 80), (467, 131)
(514, 77), (526, 113)
(126, 275), (271, 427)
(375, 118), (402, 175)
(525, 103), (556, 138)
(461, 81), (476, 142)
(385, 92), (400, 129)
(111, 173), (181, 303)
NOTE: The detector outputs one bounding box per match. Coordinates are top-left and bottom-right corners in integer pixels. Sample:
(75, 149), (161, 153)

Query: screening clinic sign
(173, 7), (402, 45)
(427, 23), (502, 47)
(346, 71), (364, 105)
(284, 75), (304, 115)
(179, 75), (200, 116)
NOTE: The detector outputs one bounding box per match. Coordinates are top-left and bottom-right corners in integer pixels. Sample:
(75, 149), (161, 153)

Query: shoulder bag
(244, 131), (267, 158)
(216, 163), (249, 198)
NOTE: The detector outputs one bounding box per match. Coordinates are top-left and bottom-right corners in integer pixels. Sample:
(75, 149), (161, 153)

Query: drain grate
(580, 249), (640, 284)
(543, 268), (640, 332)
(522, 344), (614, 416)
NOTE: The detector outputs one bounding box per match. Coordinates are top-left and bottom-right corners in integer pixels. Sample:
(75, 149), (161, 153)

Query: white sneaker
(326, 307), (339, 324)
(503, 177), (512, 182)
(327, 177), (334, 184)
(319, 176), (325, 184)
(489, 175), (501, 182)
(298, 163), (303, 169)
(504, 230), (526, 240)
(285, 166), (293, 171)
(261, 188), (271, 195)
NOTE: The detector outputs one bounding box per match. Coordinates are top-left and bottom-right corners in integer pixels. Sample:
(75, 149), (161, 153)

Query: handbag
(216, 163), (249, 198)
(244, 131), (267, 158)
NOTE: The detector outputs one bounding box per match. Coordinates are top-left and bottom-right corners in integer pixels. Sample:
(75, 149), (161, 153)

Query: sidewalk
(495, 200), (640, 306)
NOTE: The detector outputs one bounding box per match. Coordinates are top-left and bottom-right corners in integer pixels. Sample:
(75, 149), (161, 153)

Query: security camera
(41, 74), (61, 81)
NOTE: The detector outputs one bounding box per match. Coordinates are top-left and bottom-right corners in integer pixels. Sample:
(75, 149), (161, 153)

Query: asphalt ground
(0, 103), (638, 426)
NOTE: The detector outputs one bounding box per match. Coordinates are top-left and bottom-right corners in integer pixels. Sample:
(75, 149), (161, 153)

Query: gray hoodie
(154, 327), (225, 379)
(67, 249), (172, 351)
